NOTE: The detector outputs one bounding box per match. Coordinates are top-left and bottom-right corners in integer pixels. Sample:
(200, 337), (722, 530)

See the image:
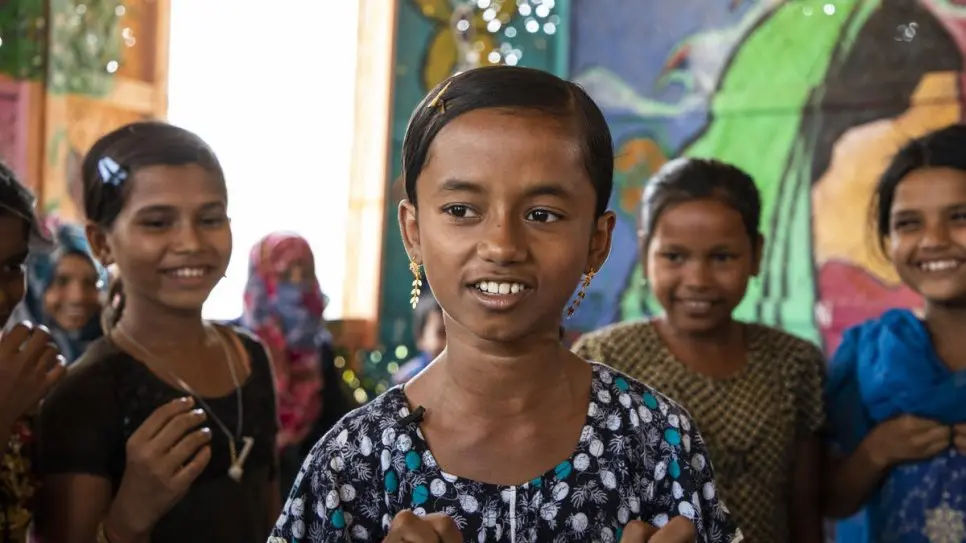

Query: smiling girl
(824, 124), (966, 542)
(35, 121), (279, 543)
(271, 66), (742, 543)
(574, 158), (826, 542)
(8, 217), (105, 364)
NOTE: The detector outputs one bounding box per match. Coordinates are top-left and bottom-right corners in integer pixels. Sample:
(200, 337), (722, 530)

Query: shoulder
(588, 362), (697, 436)
(573, 320), (655, 358)
(302, 388), (409, 466)
(224, 323), (266, 353)
(46, 337), (124, 404)
(749, 323), (825, 370)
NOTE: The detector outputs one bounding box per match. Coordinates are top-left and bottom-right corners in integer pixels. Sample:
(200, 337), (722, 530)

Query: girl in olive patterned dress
(574, 158), (826, 543)
(272, 67), (743, 543)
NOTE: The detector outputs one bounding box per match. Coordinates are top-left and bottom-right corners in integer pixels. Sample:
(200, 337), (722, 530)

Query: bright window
(167, 1), (360, 321)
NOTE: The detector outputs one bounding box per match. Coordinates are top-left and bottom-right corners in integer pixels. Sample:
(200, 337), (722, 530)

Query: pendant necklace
(115, 324), (255, 482)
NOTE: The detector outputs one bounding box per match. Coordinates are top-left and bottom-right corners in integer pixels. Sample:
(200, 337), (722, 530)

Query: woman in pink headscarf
(238, 233), (346, 495)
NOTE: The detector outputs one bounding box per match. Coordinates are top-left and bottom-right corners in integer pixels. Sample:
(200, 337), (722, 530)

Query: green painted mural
(372, 0), (966, 385)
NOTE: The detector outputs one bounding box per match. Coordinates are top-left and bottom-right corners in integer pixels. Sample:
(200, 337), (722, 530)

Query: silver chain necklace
(115, 324), (255, 482)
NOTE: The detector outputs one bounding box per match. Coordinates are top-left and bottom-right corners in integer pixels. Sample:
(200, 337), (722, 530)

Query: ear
(398, 200), (422, 264)
(85, 221), (113, 266)
(587, 211), (617, 273)
(750, 233), (765, 277)
(637, 229), (650, 282)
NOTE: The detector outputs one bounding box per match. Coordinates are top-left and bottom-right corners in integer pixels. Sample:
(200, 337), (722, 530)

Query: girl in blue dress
(825, 124), (966, 542)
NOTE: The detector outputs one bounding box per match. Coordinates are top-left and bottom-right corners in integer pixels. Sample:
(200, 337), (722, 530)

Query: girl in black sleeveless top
(34, 121), (279, 543)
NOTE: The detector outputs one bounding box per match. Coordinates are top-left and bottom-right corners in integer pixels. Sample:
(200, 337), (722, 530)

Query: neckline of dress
(390, 362), (613, 490)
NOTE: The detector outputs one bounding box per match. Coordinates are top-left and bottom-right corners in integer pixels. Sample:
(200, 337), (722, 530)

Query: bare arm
(788, 435), (824, 543)
(268, 477), (282, 525)
(823, 441), (889, 519)
(36, 473), (123, 543)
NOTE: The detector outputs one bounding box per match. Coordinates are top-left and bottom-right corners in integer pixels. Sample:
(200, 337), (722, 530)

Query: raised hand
(104, 396), (213, 540)
(0, 323), (65, 427)
(866, 415), (951, 467)
(382, 510), (462, 543)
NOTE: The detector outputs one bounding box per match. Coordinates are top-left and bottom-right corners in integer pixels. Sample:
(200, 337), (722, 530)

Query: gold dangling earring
(409, 258), (423, 309)
(567, 267), (597, 318)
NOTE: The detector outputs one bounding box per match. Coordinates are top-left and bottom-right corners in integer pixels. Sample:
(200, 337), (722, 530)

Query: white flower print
(359, 436), (372, 456)
(606, 414), (622, 431)
(325, 490), (340, 509)
(589, 439), (605, 457)
(271, 364), (742, 543)
(329, 455), (345, 473)
(460, 495), (480, 514)
(552, 481), (570, 501)
(340, 484), (357, 503)
(431, 479), (447, 497)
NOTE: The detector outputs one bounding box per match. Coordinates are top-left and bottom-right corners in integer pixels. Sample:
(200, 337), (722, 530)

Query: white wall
(167, 1), (360, 321)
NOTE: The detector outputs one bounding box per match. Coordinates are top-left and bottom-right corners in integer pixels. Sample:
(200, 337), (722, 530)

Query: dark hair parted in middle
(640, 157), (762, 248)
(81, 120), (226, 230)
(401, 66), (614, 218)
(872, 123), (966, 252)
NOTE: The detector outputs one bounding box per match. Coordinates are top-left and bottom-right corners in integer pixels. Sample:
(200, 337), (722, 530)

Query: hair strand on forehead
(401, 66), (615, 218)
(639, 157), (762, 250)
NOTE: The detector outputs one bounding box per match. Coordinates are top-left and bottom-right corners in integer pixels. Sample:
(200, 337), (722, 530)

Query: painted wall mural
(0, 0), (167, 218)
(569, 0), (965, 352)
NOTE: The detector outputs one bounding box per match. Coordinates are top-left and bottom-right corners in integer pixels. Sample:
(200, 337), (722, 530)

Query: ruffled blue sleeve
(825, 326), (874, 456)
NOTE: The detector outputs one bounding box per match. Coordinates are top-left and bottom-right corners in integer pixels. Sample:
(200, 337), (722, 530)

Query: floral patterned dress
(271, 363), (744, 542)
(1, 417), (36, 543)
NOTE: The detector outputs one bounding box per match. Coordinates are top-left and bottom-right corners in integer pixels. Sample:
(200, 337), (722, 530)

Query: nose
(477, 215), (528, 265)
(63, 279), (92, 304)
(920, 219), (952, 250)
(172, 222), (204, 253)
(682, 259), (713, 290)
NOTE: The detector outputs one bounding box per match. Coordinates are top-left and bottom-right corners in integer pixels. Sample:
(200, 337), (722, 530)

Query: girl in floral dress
(271, 66), (743, 543)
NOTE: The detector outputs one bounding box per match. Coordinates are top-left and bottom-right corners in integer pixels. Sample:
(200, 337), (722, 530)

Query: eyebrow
(134, 201), (226, 215)
(437, 178), (574, 199)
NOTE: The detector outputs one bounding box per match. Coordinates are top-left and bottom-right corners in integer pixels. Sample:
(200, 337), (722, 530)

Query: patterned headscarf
(241, 233), (325, 450)
(9, 216), (105, 363)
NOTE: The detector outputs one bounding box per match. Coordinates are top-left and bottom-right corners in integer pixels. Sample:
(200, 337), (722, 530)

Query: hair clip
(98, 156), (128, 187)
(427, 80), (453, 113)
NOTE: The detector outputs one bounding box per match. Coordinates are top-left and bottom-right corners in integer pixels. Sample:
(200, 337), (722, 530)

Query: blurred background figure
(8, 216), (105, 364)
(237, 232), (349, 495)
(392, 293), (445, 386)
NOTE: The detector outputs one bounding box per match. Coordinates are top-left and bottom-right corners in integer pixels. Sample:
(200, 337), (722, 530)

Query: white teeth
(170, 267), (206, 278)
(920, 260), (960, 272)
(683, 301), (712, 311)
(475, 281), (528, 295)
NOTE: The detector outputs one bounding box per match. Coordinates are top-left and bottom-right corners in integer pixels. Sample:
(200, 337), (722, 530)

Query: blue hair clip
(98, 156), (128, 187)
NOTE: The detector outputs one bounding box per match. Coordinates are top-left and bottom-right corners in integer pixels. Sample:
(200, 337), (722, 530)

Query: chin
(157, 293), (213, 314)
(920, 289), (966, 308)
